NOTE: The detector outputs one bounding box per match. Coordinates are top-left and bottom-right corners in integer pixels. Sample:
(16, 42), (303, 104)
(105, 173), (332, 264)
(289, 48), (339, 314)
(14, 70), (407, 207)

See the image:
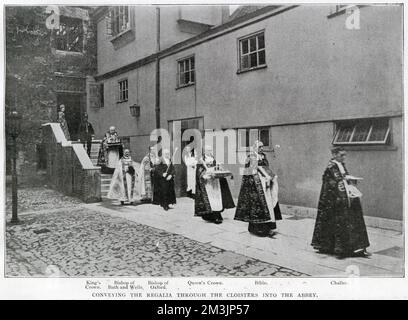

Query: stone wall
(5, 6), (96, 179)
(42, 123), (101, 203)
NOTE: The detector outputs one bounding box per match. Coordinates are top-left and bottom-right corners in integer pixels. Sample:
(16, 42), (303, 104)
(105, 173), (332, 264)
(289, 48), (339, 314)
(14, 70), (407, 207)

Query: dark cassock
(138, 148), (156, 202)
(152, 150), (176, 211)
(234, 140), (282, 237)
(77, 113), (94, 156)
(107, 149), (141, 205)
(311, 147), (370, 258)
(97, 126), (123, 174)
(57, 104), (70, 141)
(194, 146), (235, 224)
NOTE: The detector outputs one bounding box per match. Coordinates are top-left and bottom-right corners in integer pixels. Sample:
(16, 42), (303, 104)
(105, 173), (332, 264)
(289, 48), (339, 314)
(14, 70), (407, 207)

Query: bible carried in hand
(345, 175), (363, 181)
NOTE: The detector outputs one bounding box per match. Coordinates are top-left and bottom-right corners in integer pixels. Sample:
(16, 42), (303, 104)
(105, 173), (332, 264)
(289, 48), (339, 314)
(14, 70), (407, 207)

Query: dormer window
(55, 16), (84, 52)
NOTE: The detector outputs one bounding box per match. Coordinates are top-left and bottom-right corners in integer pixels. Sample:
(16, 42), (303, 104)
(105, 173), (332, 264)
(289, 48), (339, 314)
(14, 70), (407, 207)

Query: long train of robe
(107, 158), (141, 202)
(311, 160), (369, 255)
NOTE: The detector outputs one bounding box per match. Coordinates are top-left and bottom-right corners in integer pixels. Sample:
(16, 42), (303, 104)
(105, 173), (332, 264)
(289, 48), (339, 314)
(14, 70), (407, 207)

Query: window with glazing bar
(238, 127), (270, 150)
(55, 16), (84, 52)
(239, 32), (266, 72)
(118, 79), (128, 102)
(333, 118), (390, 145)
(177, 56), (195, 87)
(108, 6), (130, 37)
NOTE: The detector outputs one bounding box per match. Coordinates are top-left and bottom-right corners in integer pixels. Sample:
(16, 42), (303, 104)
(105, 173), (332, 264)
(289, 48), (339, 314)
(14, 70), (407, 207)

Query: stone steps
(101, 173), (113, 198)
(90, 143), (101, 167)
(89, 142), (113, 198)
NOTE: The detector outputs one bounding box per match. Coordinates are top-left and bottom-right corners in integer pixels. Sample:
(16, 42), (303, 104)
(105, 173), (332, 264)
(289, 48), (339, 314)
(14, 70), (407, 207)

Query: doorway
(168, 117), (204, 197)
(56, 93), (83, 141)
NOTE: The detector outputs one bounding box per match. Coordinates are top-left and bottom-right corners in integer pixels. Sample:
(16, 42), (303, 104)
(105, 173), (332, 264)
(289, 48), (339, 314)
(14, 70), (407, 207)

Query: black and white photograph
(0, 0), (406, 300)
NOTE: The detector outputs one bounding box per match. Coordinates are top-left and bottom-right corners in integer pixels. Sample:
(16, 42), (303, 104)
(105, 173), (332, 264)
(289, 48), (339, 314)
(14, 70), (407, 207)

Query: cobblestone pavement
(5, 187), (82, 214)
(6, 207), (307, 277)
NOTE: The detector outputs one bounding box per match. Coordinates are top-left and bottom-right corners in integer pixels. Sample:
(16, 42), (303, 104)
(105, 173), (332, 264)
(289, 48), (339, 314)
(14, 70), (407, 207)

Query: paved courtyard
(5, 186), (82, 213)
(5, 187), (306, 277)
(4, 187), (404, 277)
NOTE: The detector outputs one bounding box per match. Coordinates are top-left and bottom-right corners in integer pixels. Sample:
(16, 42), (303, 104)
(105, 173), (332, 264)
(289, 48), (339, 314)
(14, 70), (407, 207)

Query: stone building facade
(5, 6), (96, 179)
(87, 5), (403, 223)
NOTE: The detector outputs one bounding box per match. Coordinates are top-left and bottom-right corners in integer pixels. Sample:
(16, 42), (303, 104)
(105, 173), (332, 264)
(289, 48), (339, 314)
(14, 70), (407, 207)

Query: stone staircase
(41, 123), (101, 203)
(89, 141), (112, 199)
(89, 142), (101, 166)
(100, 173), (113, 198)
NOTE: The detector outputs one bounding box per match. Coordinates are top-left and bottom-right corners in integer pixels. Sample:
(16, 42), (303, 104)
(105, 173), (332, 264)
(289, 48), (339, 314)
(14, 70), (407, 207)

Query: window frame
(55, 16), (84, 53)
(237, 127), (271, 151)
(120, 136), (131, 150)
(117, 78), (129, 103)
(176, 55), (195, 89)
(332, 118), (391, 145)
(99, 83), (104, 108)
(335, 5), (348, 12)
(327, 4), (358, 18)
(237, 30), (267, 74)
(108, 6), (131, 39)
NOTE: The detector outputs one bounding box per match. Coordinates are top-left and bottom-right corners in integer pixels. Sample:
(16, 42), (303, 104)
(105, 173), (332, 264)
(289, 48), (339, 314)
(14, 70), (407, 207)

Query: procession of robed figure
(59, 119), (371, 259)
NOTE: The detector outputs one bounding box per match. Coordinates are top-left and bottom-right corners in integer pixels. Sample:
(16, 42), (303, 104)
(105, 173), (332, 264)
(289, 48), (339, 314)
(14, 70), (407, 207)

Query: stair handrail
(42, 122), (99, 170)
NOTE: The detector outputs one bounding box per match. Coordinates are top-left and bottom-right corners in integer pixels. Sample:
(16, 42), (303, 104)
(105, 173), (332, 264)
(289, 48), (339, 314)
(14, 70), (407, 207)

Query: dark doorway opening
(169, 117), (203, 197)
(57, 93), (82, 141)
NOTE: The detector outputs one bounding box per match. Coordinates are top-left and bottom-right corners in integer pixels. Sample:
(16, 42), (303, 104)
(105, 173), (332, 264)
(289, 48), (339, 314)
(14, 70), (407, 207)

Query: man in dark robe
(152, 149), (176, 211)
(77, 112), (94, 156)
(311, 146), (370, 258)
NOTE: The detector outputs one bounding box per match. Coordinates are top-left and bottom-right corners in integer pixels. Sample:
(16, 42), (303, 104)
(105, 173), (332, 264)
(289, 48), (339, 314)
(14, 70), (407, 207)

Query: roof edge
(95, 5), (297, 81)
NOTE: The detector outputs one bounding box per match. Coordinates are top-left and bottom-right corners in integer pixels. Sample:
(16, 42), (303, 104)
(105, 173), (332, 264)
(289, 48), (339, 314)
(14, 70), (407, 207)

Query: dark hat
(330, 146), (346, 155)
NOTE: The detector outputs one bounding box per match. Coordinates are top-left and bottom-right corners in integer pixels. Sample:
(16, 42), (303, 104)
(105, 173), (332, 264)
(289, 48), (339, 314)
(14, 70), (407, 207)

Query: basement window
(333, 118), (390, 145)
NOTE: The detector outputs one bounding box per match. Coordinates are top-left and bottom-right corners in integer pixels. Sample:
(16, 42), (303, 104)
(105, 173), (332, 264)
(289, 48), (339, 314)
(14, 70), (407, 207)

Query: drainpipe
(155, 7), (161, 129)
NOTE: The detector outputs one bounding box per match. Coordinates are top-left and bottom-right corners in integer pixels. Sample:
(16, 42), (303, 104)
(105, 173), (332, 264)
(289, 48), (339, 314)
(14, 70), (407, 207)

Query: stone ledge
(280, 203), (402, 232)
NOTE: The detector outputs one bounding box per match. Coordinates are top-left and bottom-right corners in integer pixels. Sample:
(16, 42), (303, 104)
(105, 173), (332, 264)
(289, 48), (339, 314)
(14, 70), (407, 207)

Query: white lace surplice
(203, 162), (223, 212)
(107, 149), (120, 169)
(108, 159), (141, 202)
(185, 155), (197, 194)
(258, 173), (278, 223)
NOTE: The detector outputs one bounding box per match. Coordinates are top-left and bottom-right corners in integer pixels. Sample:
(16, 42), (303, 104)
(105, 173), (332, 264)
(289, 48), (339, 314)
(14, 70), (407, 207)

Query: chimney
(221, 6), (230, 24)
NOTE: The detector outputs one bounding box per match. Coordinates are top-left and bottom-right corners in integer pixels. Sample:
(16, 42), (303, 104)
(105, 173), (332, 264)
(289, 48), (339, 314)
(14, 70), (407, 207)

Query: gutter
(155, 7), (161, 129)
(94, 5), (298, 82)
